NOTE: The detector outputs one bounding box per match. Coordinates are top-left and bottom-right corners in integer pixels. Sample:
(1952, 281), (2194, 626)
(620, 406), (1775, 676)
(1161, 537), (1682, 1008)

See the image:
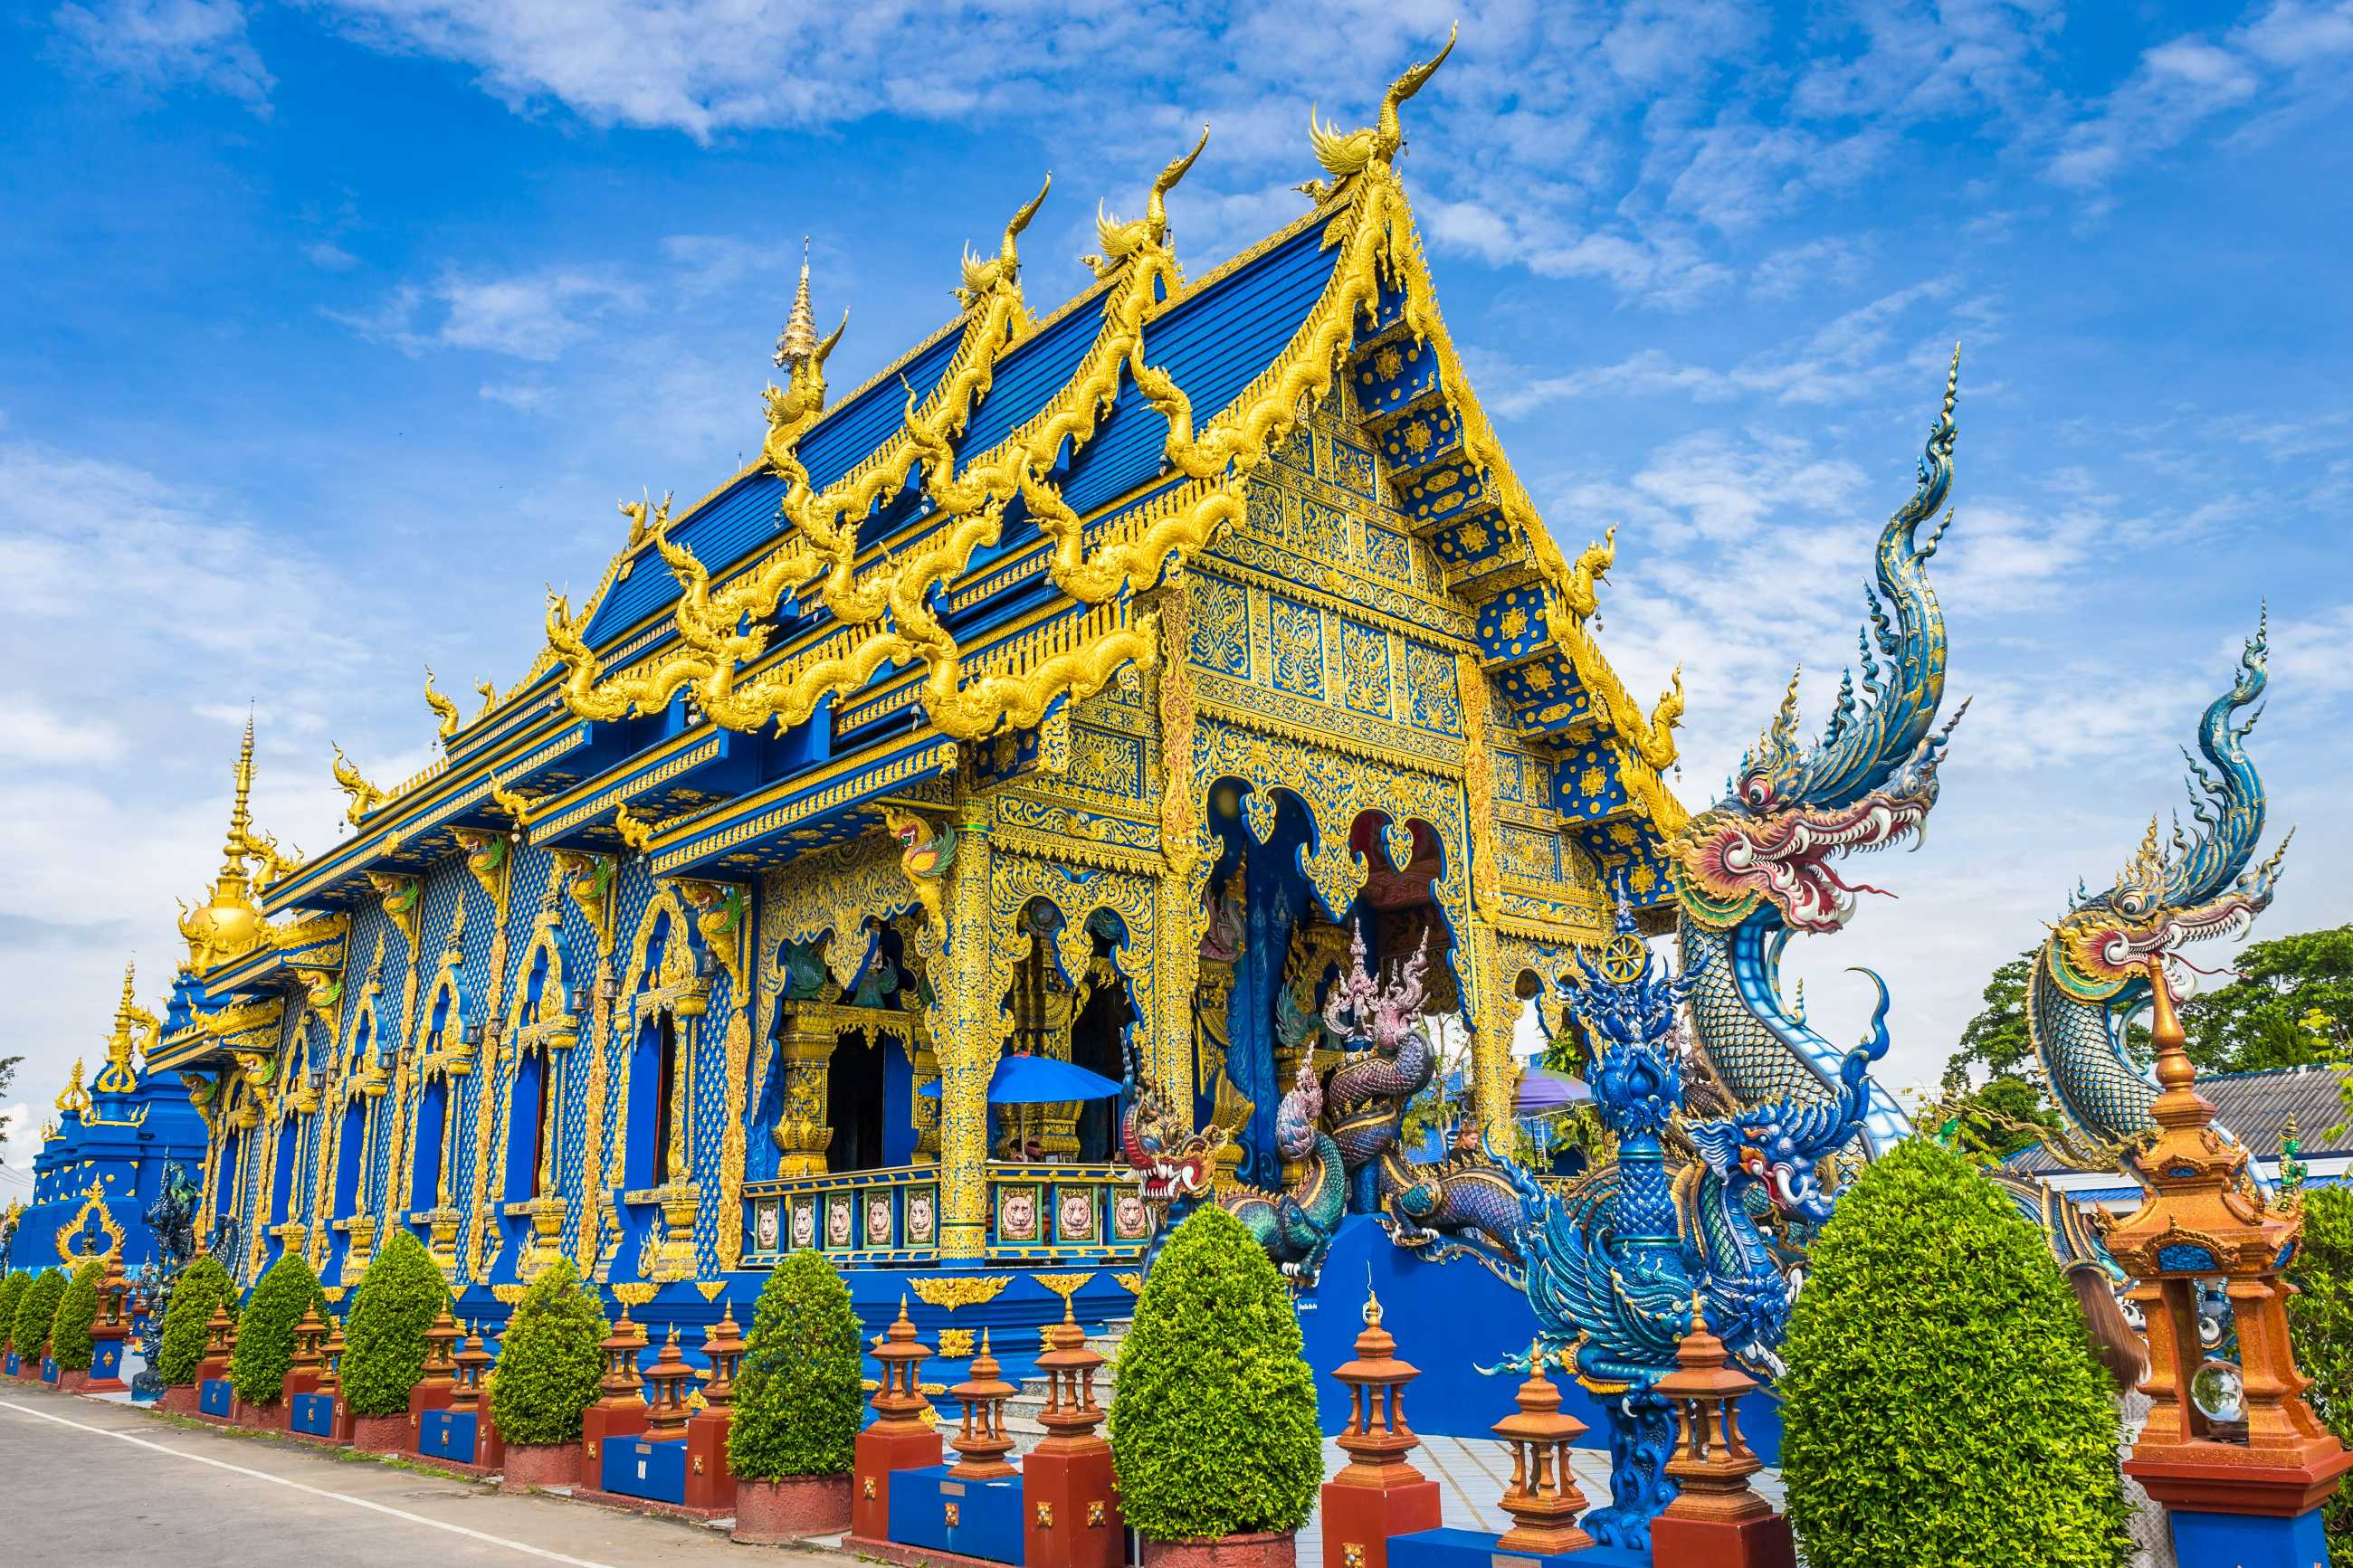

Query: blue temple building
(5, 964), (210, 1274)
(101, 103), (1690, 1377)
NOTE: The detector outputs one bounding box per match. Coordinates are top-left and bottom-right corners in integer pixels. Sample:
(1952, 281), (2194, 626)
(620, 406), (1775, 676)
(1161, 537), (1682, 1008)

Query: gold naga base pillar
(338, 1215), (377, 1285)
(417, 1205), (464, 1280)
(272, 1221), (310, 1258)
(771, 1019), (837, 1178)
(518, 1195), (568, 1283)
(644, 1180), (702, 1281)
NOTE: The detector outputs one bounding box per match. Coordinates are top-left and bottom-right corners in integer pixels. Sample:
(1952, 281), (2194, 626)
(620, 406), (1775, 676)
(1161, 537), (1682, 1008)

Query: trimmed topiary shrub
(491, 1259), (607, 1447)
(0, 1271), (29, 1354)
(48, 1260), (105, 1372)
(2288, 1183), (2353, 1555)
(157, 1255), (236, 1386)
(1109, 1204), (1322, 1541)
(231, 1250), (323, 1405)
(340, 1228), (446, 1417)
(729, 1249), (862, 1479)
(1779, 1136), (2131, 1568)
(13, 1269), (68, 1363)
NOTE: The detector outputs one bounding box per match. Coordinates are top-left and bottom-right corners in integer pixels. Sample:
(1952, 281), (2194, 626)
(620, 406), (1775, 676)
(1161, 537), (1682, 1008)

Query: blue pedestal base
(601, 1434), (689, 1505)
(291, 1392), (338, 1437)
(3, 1351), (16, 1376)
(420, 1409), (481, 1464)
(888, 1465), (1025, 1564)
(198, 1378), (233, 1417)
(2168, 1505), (2330, 1568)
(41, 1357), (58, 1384)
(1389, 1526), (1651, 1568)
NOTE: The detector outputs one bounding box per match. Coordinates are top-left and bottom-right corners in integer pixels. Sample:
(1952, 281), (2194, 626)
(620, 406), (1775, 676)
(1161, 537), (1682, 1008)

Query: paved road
(0, 1386), (833, 1568)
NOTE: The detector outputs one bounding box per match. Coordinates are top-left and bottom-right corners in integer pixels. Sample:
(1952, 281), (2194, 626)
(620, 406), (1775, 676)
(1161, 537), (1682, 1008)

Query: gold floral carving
(1032, 1271), (1096, 1302)
(909, 1275), (1013, 1312)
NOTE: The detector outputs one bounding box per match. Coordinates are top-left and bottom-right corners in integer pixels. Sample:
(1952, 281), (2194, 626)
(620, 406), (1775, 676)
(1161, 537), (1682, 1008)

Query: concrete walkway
(0, 1383), (831, 1568)
(1, 1377), (1787, 1566)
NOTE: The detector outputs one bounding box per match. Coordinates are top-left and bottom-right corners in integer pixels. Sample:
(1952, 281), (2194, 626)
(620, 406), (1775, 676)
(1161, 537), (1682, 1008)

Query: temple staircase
(1003, 1317), (1129, 1454)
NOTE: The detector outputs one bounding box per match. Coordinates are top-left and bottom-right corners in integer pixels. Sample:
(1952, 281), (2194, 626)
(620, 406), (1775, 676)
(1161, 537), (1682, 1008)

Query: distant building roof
(2005, 1062), (2346, 1177)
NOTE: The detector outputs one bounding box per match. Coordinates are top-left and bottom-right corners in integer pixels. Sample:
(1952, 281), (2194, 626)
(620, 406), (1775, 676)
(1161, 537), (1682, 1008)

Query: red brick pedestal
(352, 1412), (412, 1453)
(848, 1300), (942, 1547)
(502, 1441), (584, 1493)
(1143, 1531), (1298, 1568)
(158, 1384), (200, 1416)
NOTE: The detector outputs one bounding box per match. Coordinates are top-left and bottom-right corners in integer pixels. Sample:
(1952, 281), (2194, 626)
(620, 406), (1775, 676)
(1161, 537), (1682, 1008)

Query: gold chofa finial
(1301, 24), (1458, 202)
(424, 667), (461, 739)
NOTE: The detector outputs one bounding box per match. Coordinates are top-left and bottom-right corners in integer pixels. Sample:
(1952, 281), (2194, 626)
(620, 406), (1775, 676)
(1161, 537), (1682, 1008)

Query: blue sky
(5, 1), (2349, 1176)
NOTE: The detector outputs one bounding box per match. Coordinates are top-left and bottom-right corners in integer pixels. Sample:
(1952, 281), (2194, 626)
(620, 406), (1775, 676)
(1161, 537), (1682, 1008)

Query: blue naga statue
(2030, 616), (2290, 1151)
(1491, 904), (1886, 1547)
(1671, 352), (1967, 1155)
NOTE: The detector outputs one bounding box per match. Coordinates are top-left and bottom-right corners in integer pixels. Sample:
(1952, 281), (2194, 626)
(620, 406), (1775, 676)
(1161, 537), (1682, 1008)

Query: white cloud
(52, 0), (274, 111)
(326, 268), (642, 360)
(306, 241), (360, 271)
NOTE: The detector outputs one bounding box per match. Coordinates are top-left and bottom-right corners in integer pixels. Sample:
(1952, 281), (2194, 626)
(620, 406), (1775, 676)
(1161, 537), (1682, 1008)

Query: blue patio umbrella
(1515, 1067), (1593, 1114)
(917, 1053), (1126, 1105)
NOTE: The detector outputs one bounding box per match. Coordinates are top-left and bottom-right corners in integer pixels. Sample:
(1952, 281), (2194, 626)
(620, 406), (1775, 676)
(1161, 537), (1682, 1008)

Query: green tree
(1109, 1205), (1322, 1541)
(2181, 924), (2353, 1074)
(1939, 953), (2063, 1158)
(728, 1250), (863, 1479)
(12, 1269), (67, 1362)
(1779, 1137), (2130, 1568)
(231, 1250), (323, 1405)
(338, 1229), (446, 1417)
(2288, 1184), (2353, 1554)
(157, 1255), (236, 1385)
(0, 1271), (29, 1354)
(48, 1259), (105, 1371)
(491, 1259), (608, 1448)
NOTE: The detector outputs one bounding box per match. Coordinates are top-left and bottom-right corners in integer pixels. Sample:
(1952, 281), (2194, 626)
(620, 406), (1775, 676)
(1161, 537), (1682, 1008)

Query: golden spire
(55, 1056), (91, 1117)
(776, 237), (818, 368)
(94, 961), (148, 1094)
(178, 722), (269, 972)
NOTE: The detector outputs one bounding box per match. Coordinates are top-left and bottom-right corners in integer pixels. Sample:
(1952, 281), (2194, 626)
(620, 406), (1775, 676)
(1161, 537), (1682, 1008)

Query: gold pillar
(1456, 654), (1519, 1151)
(936, 794), (996, 1262)
(910, 1031), (942, 1162)
(770, 1010), (837, 1176)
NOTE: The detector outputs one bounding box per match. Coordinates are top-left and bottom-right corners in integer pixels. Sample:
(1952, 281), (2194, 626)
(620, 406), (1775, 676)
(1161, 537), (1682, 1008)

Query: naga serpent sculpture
(2031, 619), (2290, 1151)
(1672, 352), (1968, 1156)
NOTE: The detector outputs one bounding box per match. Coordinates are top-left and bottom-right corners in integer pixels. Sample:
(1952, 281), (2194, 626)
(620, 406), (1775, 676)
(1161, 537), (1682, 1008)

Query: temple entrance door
(1071, 978), (1131, 1164)
(825, 1033), (887, 1172)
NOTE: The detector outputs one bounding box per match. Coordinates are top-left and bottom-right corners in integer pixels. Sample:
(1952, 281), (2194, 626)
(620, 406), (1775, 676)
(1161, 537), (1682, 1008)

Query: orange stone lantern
(201, 1298), (235, 1378)
(286, 1304), (325, 1398)
(1491, 1343), (1594, 1556)
(948, 1330), (1019, 1479)
(1320, 1285), (1443, 1568)
(450, 1323), (492, 1414)
(86, 1253), (132, 1392)
(99, 1254), (129, 1326)
(1025, 1297), (1120, 1568)
(851, 1297), (944, 1544)
(420, 1307), (462, 1392)
(641, 1326), (695, 1441)
(316, 1313), (345, 1397)
(2113, 959), (2352, 1565)
(700, 1304), (748, 1410)
(581, 1305), (651, 1474)
(1650, 1298), (1793, 1568)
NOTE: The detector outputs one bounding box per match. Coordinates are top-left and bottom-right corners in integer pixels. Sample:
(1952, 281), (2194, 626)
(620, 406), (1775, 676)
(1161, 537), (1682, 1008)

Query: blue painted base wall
(291, 1392), (337, 1436)
(602, 1434), (688, 1505)
(199, 1378), (233, 1417)
(1297, 1216), (1784, 1461)
(2167, 1505), (2330, 1568)
(889, 1465), (1025, 1564)
(1389, 1525), (1650, 1568)
(420, 1409), (481, 1464)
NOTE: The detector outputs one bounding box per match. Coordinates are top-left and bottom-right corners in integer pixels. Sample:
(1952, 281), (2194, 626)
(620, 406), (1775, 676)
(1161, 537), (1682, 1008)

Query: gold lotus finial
(776, 236), (819, 367)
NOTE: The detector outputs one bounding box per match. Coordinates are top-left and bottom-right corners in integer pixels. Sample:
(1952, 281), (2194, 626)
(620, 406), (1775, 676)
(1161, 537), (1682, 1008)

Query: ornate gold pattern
(909, 1275), (1014, 1311)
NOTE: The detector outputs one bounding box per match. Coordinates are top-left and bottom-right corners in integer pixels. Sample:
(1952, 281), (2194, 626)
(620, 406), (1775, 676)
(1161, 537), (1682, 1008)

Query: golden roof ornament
(957, 173), (1051, 310)
(94, 961), (156, 1095)
(1300, 23), (1457, 204)
(1082, 128), (1207, 280)
(330, 741), (392, 827)
(177, 718), (271, 971)
(55, 1056), (91, 1117)
(776, 237), (820, 366)
(423, 667), (461, 740)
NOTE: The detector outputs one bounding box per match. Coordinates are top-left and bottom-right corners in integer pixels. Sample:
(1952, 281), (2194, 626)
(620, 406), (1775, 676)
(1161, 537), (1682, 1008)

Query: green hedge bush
(12, 1269), (67, 1363)
(729, 1249), (863, 1479)
(2288, 1183), (2353, 1555)
(340, 1229), (446, 1417)
(0, 1271), (28, 1354)
(48, 1260), (105, 1372)
(1780, 1136), (2130, 1568)
(232, 1250), (324, 1405)
(1109, 1205), (1322, 1540)
(491, 1259), (607, 1446)
(157, 1255), (237, 1385)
